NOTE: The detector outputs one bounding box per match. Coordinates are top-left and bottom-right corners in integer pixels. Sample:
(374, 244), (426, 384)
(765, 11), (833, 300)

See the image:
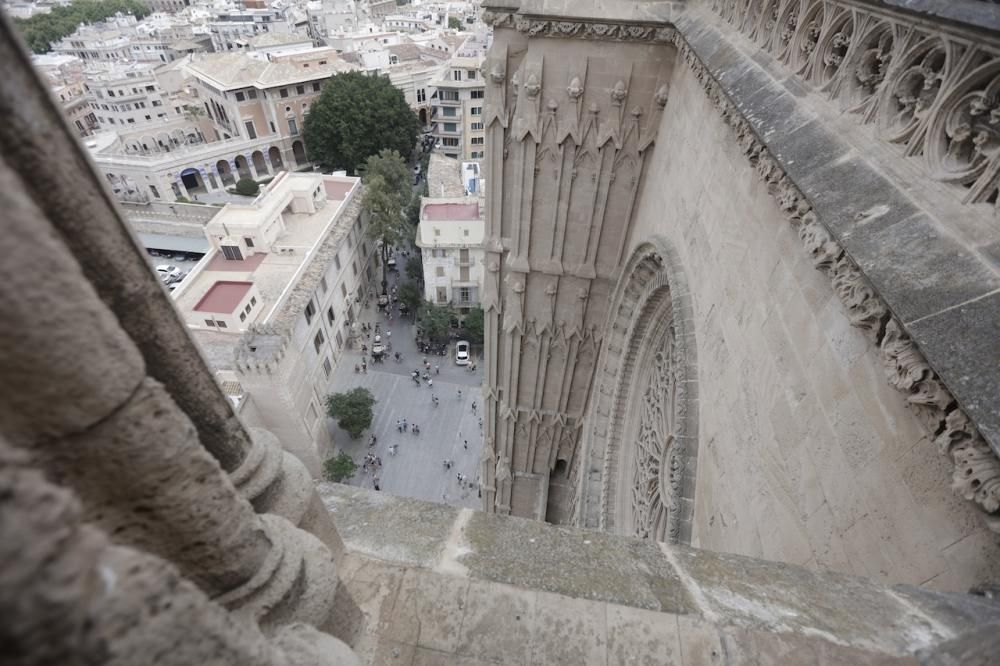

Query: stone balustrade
(320, 483), (1000, 664)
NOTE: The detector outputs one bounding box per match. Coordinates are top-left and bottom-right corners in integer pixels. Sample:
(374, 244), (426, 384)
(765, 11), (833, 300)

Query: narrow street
(324, 243), (486, 509)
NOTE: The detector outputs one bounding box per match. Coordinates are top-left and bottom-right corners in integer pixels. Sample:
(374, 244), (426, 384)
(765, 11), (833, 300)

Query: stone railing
(319, 483), (1000, 663)
(708, 0), (1000, 212)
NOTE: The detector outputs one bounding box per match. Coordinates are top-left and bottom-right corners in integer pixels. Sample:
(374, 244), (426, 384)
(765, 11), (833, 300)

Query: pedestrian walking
(427, 378), (433, 389)
(402, 419), (408, 432)
(457, 388), (463, 399)
(435, 364), (439, 375)
(463, 440), (468, 450)
(471, 401), (477, 413)
(397, 419), (402, 433)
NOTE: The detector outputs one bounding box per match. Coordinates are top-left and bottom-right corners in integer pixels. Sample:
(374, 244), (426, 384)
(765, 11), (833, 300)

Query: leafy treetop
(397, 282), (422, 314)
(462, 307), (485, 345)
(448, 16), (463, 30)
(325, 387), (376, 439)
(302, 71), (419, 174)
(361, 150), (413, 295)
(323, 452), (358, 482)
(420, 301), (456, 343)
(405, 255), (423, 283)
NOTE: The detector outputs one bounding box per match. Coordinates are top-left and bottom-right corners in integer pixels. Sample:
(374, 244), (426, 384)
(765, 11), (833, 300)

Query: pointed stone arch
(578, 238), (698, 544)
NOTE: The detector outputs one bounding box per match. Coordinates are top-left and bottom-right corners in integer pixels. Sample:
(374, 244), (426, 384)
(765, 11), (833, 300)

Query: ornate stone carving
(670, 25), (1000, 524)
(654, 84), (670, 108)
(829, 257), (889, 342)
(630, 339), (685, 542)
(502, 275), (525, 333)
(709, 0), (1000, 210)
(506, 18), (675, 43)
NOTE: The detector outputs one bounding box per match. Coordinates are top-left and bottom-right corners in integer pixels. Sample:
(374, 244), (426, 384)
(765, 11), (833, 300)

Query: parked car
(387, 257), (398, 271)
(455, 340), (470, 365)
(156, 264), (184, 283)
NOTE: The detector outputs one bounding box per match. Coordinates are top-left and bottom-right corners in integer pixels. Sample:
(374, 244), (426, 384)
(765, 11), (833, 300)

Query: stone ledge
(672, 7), (1000, 465)
(320, 484), (1000, 662)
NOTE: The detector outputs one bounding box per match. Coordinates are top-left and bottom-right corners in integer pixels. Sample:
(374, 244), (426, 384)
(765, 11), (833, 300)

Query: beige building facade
(431, 51), (486, 159)
(173, 172), (375, 475)
(480, 0), (1000, 592)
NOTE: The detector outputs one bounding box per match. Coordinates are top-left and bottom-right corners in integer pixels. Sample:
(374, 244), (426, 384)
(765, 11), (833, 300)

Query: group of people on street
(362, 453), (382, 491)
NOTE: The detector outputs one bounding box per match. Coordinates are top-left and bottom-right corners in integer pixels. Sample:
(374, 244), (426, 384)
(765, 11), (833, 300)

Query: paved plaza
(324, 252), (485, 509)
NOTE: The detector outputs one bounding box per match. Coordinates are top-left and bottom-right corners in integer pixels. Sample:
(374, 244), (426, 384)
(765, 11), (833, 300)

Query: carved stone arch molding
(584, 238), (698, 545)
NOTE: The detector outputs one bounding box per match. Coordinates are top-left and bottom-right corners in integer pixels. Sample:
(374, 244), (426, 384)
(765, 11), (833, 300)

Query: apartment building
(33, 53), (98, 137)
(207, 7), (292, 52)
(86, 49), (359, 204)
(415, 155), (484, 311)
(185, 49), (355, 145)
(173, 171), (376, 473)
(429, 47), (485, 160)
(86, 61), (179, 130)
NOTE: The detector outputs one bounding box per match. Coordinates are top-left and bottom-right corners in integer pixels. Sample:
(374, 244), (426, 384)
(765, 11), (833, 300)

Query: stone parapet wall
(320, 483), (1000, 664)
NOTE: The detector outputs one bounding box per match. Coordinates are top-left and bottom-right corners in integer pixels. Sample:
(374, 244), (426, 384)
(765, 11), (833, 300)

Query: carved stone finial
(490, 62), (506, 85)
(631, 106), (643, 118)
(567, 76), (584, 100)
(511, 71), (520, 96)
(588, 102), (599, 115)
(524, 74), (541, 99)
(655, 84), (670, 108)
(610, 80), (628, 104)
(547, 98), (559, 112)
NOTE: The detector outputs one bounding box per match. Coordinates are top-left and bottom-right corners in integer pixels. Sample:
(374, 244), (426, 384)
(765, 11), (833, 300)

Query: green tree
(302, 71), (419, 173)
(447, 16), (463, 30)
(234, 178), (259, 196)
(325, 387), (376, 439)
(462, 306), (485, 344)
(420, 301), (455, 343)
(405, 255), (423, 283)
(362, 150), (412, 295)
(398, 282), (422, 315)
(323, 452), (358, 482)
(406, 192), (422, 226)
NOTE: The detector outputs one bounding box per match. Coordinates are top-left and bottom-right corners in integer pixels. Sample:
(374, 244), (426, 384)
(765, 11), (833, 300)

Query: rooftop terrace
(175, 173), (359, 332)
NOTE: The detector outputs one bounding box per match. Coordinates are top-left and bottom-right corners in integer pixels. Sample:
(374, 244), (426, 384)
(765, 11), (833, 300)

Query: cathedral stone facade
(481, 0), (1000, 591)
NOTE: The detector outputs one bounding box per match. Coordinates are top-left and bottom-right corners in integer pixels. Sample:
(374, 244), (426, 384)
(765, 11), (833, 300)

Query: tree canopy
(14, 0), (150, 54)
(302, 71), (419, 173)
(398, 282), (422, 314)
(323, 452), (358, 482)
(447, 16), (464, 30)
(420, 302), (455, 343)
(405, 255), (423, 283)
(462, 307), (485, 344)
(325, 387), (376, 439)
(361, 150), (413, 294)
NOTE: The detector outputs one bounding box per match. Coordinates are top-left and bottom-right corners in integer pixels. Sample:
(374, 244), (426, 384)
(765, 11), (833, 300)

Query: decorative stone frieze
(708, 0), (1000, 211)
(482, 11), (677, 43)
(670, 25), (1000, 524)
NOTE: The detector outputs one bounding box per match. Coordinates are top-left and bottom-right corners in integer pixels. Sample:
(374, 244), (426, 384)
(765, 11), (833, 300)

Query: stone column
(0, 17), (339, 552)
(0, 438), (359, 666)
(175, 173), (191, 200)
(0, 156), (345, 641)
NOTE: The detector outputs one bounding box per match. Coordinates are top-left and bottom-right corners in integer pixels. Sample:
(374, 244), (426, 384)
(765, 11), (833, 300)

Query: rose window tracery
(628, 336), (685, 542)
